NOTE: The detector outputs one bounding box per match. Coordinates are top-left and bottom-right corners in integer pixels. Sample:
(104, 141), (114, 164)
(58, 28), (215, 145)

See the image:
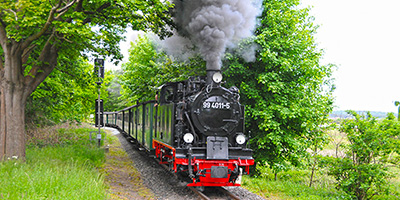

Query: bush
(242, 165), (350, 199)
(326, 111), (400, 199)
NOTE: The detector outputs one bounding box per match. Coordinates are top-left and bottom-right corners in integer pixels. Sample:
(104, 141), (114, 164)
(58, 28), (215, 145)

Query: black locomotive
(104, 70), (254, 187)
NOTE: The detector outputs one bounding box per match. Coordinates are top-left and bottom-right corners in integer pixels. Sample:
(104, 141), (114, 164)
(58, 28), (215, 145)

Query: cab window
(160, 85), (175, 104)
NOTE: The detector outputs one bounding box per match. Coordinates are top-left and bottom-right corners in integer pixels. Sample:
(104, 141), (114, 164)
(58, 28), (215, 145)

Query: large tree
(26, 57), (99, 125)
(223, 0), (335, 173)
(119, 35), (205, 104)
(0, 0), (172, 159)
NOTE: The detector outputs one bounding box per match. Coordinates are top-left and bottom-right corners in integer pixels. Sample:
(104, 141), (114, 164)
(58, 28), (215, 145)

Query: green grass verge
(242, 176), (350, 200)
(0, 125), (108, 200)
(241, 167), (351, 200)
(242, 165), (400, 199)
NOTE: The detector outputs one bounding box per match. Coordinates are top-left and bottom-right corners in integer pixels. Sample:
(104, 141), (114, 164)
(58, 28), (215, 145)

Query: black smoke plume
(166, 0), (262, 70)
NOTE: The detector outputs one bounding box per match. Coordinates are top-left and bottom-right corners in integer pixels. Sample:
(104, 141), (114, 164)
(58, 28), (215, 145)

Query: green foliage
(242, 165), (350, 199)
(325, 111), (400, 199)
(0, 126), (107, 199)
(119, 35), (205, 104)
(1, 0), (174, 124)
(25, 58), (99, 125)
(223, 0), (334, 173)
(103, 70), (126, 112)
(0, 0), (173, 56)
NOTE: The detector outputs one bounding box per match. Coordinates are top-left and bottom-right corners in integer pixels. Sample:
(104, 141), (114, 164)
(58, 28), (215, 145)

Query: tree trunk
(0, 44), (29, 160)
(0, 82), (26, 160)
(0, 38), (58, 160)
(0, 1), (62, 161)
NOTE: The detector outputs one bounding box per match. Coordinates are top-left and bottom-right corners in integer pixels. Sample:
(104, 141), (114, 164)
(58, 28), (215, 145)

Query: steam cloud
(167, 0), (262, 70)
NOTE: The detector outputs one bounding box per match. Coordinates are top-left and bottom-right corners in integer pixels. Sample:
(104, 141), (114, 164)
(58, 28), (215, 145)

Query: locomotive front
(156, 70), (254, 187)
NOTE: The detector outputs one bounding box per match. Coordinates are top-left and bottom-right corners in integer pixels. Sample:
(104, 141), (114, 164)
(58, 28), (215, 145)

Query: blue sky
(302, 0), (400, 113)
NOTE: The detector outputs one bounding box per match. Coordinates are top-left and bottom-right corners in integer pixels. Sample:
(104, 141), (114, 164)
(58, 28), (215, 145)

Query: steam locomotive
(104, 70), (254, 187)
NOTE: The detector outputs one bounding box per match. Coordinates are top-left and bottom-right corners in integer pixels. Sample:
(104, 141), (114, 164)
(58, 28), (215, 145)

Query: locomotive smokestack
(206, 60), (221, 71)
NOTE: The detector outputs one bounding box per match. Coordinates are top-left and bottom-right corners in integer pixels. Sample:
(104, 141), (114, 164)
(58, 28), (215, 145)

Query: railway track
(157, 158), (242, 199)
(155, 153), (243, 199)
(117, 128), (261, 200)
(158, 161), (241, 199)
(189, 186), (242, 200)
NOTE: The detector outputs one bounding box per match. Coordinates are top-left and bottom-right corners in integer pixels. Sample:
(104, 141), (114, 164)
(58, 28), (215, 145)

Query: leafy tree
(119, 35), (205, 104)
(26, 57), (98, 125)
(0, 0), (172, 159)
(223, 0), (335, 175)
(326, 111), (400, 199)
(103, 69), (124, 112)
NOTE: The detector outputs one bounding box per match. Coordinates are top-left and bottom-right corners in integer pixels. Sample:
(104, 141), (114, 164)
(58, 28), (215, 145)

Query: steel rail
(218, 187), (241, 200)
(188, 187), (210, 200)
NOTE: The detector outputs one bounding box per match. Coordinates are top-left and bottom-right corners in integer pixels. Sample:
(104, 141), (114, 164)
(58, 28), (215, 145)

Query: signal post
(94, 58), (104, 147)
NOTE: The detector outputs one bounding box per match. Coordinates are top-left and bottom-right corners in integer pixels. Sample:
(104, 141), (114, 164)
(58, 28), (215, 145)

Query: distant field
(329, 110), (397, 119)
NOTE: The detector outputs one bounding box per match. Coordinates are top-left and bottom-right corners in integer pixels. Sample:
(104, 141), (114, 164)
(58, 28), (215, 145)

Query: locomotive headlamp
(183, 133), (194, 143)
(236, 134), (246, 145)
(212, 72), (223, 83)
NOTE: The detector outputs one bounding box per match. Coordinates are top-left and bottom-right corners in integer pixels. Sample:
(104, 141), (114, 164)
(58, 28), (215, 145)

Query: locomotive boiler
(104, 70), (254, 187)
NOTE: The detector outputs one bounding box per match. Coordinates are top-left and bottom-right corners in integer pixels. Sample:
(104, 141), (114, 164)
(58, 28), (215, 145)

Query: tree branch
(21, 44), (37, 66)
(0, 70), (3, 84)
(0, 19), (7, 49)
(21, 1), (60, 50)
(24, 32), (55, 85)
(56, 1), (74, 13)
(0, 52), (3, 70)
(75, 0), (83, 12)
(55, 32), (72, 43)
(22, 0), (80, 50)
(29, 47), (58, 96)
(54, 0), (79, 20)
(24, 34), (59, 96)
(0, 69), (3, 83)
(82, 2), (112, 24)
(0, 19), (7, 80)
(3, 9), (17, 21)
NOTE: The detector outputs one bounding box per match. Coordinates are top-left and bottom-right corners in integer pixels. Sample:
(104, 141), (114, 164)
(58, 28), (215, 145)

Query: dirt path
(100, 128), (156, 200)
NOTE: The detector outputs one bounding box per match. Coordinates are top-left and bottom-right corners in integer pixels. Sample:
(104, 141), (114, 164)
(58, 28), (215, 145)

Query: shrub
(326, 111), (400, 199)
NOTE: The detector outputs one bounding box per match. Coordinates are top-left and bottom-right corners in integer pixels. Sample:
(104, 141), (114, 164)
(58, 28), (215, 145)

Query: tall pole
(98, 81), (101, 143)
(95, 59), (104, 147)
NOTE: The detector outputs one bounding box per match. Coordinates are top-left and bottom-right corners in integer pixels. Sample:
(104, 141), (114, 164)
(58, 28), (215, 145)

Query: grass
(101, 137), (155, 200)
(241, 128), (400, 200)
(242, 177), (347, 200)
(242, 167), (351, 200)
(0, 124), (108, 200)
